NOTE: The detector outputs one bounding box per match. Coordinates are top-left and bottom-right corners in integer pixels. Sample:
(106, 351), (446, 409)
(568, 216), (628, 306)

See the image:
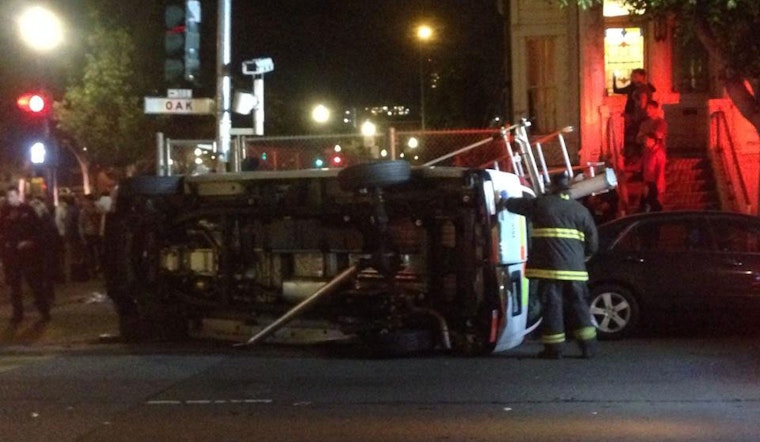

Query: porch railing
(709, 110), (752, 214)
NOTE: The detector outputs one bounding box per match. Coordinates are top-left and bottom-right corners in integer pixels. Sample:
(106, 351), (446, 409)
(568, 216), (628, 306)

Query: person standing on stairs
(639, 133), (667, 212)
(613, 68), (656, 161)
(637, 100), (668, 212)
(637, 100), (667, 156)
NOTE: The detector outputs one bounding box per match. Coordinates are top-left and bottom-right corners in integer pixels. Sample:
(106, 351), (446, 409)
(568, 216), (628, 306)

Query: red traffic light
(17, 93), (49, 115)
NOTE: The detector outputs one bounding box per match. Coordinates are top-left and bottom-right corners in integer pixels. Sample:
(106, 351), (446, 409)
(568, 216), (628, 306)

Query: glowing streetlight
(360, 120), (376, 137)
(17, 6), (64, 52)
(311, 104), (331, 124)
(416, 24), (433, 41)
(415, 24), (434, 131)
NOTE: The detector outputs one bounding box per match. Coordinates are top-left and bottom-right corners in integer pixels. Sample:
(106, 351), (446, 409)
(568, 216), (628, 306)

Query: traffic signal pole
(215, 0), (232, 171)
(17, 91), (58, 205)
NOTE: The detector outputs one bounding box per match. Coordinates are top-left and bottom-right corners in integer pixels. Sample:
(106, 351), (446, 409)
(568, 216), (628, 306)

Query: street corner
(0, 279), (119, 349)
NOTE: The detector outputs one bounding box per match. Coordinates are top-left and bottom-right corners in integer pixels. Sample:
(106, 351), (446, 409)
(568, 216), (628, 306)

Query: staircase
(663, 154), (720, 211)
(623, 151), (720, 212)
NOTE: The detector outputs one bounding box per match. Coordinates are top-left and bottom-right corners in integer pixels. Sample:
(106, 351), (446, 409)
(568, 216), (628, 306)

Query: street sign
(168, 88), (193, 98)
(144, 97), (214, 114)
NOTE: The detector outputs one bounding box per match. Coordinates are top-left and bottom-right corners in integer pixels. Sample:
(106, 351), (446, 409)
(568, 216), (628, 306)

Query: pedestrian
(30, 196), (61, 296)
(79, 194), (102, 278)
(501, 173), (599, 359)
(95, 190), (112, 269)
(612, 68), (656, 160)
(55, 194), (70, 282)
(639, 133), (667, 212)
(0, 186), (52, 324)
(65, 193), (88, 281)
(636, 100), (668, 155)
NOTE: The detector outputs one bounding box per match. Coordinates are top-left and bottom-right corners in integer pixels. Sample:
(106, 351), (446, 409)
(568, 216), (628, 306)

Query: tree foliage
(54, 24), (153, 167)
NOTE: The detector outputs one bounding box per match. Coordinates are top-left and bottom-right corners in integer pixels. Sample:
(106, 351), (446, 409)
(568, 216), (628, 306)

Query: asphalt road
(2, 280), (760, 441)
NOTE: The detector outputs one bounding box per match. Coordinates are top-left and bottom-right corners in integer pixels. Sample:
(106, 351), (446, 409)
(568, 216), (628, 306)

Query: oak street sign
(144, 97), (214, 114)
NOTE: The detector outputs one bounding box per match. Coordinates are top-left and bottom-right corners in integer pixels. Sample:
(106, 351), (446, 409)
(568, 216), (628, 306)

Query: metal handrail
(710, 110), (752, 214)
(477, 125), (573, 171)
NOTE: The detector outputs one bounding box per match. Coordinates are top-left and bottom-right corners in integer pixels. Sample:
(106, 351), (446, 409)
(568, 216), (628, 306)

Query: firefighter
(502, 172), (599, 359)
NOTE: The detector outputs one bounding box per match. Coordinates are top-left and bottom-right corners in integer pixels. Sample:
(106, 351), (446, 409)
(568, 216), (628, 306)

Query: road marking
(0, 356), (53, 374)
(147, 398), (273, 406)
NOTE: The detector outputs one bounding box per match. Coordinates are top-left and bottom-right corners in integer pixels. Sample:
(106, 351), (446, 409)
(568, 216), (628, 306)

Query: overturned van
(104, 160), (541, 355)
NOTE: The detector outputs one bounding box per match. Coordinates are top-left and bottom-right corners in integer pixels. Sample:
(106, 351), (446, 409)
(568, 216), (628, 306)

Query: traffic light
(165, 0), (201, 84)
(30, 141), (47, 164)
(330, 144), (344, 167)
(17, 92), (49, 116)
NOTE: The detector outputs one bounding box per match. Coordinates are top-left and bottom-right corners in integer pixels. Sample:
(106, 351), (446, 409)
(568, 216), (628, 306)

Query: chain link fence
(163, 127), (583, 176)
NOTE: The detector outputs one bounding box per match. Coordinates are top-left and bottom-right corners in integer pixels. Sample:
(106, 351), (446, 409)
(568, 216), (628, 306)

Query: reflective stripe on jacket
(505, 192), (598, 281)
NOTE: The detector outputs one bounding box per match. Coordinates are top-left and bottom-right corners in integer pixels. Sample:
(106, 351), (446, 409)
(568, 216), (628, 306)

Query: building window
(526, 37), (557, 133)
(673, 31), (709, 93)
(604, 27), (645, 94)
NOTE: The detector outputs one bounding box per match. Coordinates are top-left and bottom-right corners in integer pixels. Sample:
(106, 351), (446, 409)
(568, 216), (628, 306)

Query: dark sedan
(587, 211), (760, 339)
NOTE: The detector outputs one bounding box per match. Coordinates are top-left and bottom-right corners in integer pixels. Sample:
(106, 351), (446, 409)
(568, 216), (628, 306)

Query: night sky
(1, 0), (505, 137)
(232, 1), (504, 107)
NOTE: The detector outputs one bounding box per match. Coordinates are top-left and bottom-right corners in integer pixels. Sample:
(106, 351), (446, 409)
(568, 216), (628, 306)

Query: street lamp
(415, 24), (434, 131)
(312, 104), (331, 125)
(17, 6), (64, 52)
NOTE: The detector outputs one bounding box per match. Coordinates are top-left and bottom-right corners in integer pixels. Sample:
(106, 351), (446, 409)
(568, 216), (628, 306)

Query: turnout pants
(536, 279), (596, 345)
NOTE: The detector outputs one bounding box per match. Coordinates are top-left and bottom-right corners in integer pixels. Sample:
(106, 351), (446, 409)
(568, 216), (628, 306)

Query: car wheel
(337, 160), (411, 191)
(590, 285), (640, 340)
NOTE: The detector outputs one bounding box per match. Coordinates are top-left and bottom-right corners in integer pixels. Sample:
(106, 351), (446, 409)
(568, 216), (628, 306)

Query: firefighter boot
(578, 338), (598, 359)
(537, 343), (563, 360)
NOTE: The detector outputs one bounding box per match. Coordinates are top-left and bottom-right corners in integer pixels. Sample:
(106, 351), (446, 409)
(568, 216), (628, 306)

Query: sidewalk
(0, 277), (119, 349)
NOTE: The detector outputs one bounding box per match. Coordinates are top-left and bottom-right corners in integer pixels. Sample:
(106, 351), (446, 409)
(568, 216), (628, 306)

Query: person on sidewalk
(501, 173), (599, 359)
(79, 194), (103, 278)
(639, 133), (667, 212)
(0, 186), (53, 324)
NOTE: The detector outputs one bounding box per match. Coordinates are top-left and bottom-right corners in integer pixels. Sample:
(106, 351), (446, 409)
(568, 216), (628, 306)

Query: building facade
(504, 0), (760, 212)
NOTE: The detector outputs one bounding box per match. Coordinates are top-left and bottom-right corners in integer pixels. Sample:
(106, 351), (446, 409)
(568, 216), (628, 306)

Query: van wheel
(337, 160), (411, 191)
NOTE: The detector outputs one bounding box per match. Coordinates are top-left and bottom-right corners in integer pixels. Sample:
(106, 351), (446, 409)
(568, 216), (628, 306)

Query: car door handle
(724, 259), (743, 267)
(623, 256), (644, 263)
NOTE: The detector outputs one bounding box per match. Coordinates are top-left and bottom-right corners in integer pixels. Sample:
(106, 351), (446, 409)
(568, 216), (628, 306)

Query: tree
(568, 0), (760, 133)
(54, 24), (154, 172)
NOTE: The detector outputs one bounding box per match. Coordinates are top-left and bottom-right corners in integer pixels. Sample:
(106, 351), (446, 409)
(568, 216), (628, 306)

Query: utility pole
(215, 0), (232, 171)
